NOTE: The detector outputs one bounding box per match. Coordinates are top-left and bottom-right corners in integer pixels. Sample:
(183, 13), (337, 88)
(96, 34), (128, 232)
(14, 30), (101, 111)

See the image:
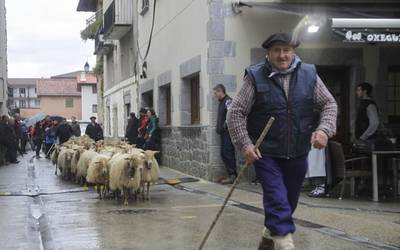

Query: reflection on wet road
(0, 153), (399, 249)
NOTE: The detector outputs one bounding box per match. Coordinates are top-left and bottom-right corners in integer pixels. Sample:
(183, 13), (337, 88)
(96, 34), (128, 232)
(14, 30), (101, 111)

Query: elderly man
(227, 32), (337, 250)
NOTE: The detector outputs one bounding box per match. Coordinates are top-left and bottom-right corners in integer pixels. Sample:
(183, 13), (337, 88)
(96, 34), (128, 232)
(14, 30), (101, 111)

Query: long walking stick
(46, 143), (55, 158)
(198, 117), (275, 250)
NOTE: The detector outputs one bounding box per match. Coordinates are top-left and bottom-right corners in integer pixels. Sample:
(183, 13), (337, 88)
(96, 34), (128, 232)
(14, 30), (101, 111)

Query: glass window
(65, 97), (74, 108)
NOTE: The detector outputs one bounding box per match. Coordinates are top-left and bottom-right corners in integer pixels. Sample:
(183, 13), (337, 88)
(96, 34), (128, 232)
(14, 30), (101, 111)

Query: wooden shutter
(190, 76), (200, 124)
(166, 85), (171, 125)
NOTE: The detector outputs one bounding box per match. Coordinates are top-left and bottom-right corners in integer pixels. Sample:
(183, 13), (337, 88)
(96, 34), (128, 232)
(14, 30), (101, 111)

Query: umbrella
(50, 115), (65, 123)
(25, 113), (46, 127)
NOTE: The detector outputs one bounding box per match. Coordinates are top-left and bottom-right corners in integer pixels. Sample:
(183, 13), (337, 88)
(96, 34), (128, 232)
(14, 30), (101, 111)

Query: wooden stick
(198, 117), (275, 250)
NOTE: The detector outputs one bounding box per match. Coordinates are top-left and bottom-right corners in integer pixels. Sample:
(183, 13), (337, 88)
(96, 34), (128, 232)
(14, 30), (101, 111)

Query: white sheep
(76, 150), (98, 185)
(86, 154), (111, 199)
(108, 153), (144, 205)
(71, 146), (86, 182)
(141, 150), (160, 200)
(57, 148), (75, 180)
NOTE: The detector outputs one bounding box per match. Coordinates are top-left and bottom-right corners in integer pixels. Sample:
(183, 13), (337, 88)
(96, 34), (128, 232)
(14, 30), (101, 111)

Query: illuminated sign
(344, 30), (400, 43)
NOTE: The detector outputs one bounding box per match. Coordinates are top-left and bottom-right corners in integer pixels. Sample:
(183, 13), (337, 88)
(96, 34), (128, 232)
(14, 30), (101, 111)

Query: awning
(76, 0), (98, 12)
(236, 1), (400, 18)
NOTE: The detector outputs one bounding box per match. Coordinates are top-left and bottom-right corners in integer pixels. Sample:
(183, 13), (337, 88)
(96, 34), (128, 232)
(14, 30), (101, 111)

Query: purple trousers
(254, 154), (308, 236)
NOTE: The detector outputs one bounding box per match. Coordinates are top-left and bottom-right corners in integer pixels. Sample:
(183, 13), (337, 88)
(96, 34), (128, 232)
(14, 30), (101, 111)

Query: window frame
(65, 97), (74, 108)
(190, 75), (200, 125)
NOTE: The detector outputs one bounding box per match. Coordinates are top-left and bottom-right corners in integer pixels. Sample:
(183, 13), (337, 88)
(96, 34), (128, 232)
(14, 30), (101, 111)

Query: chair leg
(393, 163), (399, 198)
(339, 177), (346, 200)
(350, 177), (355, 197)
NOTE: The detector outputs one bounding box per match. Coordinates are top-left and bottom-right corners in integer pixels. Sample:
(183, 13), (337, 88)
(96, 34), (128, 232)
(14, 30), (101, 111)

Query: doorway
(317, 66), (351, 149)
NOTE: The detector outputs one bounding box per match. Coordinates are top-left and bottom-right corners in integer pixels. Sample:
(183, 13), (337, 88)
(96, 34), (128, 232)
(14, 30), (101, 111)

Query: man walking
(70, 116), (81, 137)
(227, 32), (337, 249)
(56, 119), (72, 144)
(213, 84), (237, 184)
(355, 82), (379, 142)
(125, 112), (139, 145)
(85, 116), (104, 141)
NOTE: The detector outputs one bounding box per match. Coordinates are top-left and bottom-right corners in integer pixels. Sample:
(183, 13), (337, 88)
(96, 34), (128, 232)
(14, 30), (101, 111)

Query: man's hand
(243, 144), (262, 164)
(311, 130), (328, 149)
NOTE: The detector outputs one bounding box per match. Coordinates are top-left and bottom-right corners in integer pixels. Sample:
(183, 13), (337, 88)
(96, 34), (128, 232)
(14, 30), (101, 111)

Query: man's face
(90, 118), (96, 123)
(71, 117), (76, 122)
(356, 86), (364, 98)
(213, 89), (225, 100)
(267, 42), (295, 71)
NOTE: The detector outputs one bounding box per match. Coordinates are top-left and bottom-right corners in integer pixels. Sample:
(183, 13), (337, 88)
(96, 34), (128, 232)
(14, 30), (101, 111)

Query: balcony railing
(103, 0), (133, 40)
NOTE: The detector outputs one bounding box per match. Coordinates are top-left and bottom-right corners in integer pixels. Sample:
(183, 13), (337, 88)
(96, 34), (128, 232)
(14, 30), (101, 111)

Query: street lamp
(84, 62), (90, 73)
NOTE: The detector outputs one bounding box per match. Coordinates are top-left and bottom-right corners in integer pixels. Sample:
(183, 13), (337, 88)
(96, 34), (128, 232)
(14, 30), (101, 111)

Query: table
(371, 150), (400, 202)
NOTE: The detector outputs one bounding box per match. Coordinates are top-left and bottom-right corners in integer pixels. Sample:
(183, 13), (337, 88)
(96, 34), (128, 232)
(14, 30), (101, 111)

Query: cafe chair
(329, 141), (371, 200)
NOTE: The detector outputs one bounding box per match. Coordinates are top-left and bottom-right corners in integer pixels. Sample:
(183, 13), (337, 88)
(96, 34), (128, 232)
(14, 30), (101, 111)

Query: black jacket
(125, 117), (139, 144)
(85, 123), (104, 141)
(70, 122), (81, 137)
(216, 95), (232, 135)
(56, 123), (73, 144)
(0, 122), (17, 145)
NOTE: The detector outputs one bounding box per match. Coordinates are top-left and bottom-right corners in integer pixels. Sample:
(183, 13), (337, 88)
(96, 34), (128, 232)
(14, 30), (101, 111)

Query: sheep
(86, 154), (111, 199)
(141, 150), (160, 200)
(76, 150), (99, 185)
(51, 145), (62, 175)
(70, 146), (86, 182)
(108, 153), (145, 205)
(57, 148), (75, 180)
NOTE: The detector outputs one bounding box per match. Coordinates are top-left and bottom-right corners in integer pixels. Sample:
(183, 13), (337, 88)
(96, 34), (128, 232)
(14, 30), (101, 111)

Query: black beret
(262, 32), (300, 49)
(90, 116), (96, 120)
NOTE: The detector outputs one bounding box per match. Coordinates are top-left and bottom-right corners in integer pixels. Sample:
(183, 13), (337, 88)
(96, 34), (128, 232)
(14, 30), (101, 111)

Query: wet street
(0, 153), (399, 250)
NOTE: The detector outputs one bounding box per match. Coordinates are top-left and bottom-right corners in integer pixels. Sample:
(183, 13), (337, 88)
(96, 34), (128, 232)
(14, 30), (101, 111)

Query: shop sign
(344, 30), (400, 43)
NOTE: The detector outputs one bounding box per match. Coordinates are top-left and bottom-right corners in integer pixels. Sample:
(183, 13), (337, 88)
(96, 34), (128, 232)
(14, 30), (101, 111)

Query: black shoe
(10, 160), (20, 164)
(258, 236), (275, 250)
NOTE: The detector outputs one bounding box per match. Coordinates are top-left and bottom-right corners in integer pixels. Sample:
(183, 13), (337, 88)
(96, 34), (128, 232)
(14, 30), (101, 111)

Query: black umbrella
(50, 115), (65, 123)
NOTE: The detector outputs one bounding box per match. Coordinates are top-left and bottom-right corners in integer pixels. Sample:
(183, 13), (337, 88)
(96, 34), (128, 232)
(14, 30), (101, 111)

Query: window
(19, 88), (25, 94)
(20, 100), (26, 108)
(92, 85), (97, 94)
(34, 99), (40, 107)
(92, 104), (98, 113)
(141, 91), (153, 108)
(159, 84), (172, 126)
(140, 0), (149, 15)
(65, 97), (74, 108)
(190, 76), (200, 124)
(388, 66), (400, 122)
(34, 88), (37, 94)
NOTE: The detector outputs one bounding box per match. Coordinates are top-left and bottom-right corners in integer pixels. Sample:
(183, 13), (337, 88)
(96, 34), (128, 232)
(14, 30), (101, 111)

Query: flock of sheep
(50, 135), (160, 205)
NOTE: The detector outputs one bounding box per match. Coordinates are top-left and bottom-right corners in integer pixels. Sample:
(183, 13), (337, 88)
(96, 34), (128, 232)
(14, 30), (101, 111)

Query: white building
(7, 78), (40, 114)
(0, 0), (7, 115)
(78, 0), (400, 181)
(77, 72), (98, 121)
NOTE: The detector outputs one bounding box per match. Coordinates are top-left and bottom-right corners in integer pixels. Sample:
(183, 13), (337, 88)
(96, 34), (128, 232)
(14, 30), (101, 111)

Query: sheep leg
(97, 184), (102, 199)
(123, 187), (129, 206)
(146, 182), (150, 201)
(54, 164), (57, 175)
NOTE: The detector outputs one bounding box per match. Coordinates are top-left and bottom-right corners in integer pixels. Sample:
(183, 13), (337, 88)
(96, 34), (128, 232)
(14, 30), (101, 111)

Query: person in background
(125, 112), (139, 145)
(44, 121), (57, 158)
(144, 109), (159, 150)
(33, 121), (44, 159)
(137, 108), (149, 149)
(85, 116), (104, 141)
(0, 116), (7, 166)
(56, 118), (72, 144)
(7, 118), (20, 163)
(355, 82), (380, 142)
(213, 84), (237, 184)
(42, 115), (52, 131)
(20, 121), (29, 154)
(70, 116), (81, 137)
(14, 114), (22, 150)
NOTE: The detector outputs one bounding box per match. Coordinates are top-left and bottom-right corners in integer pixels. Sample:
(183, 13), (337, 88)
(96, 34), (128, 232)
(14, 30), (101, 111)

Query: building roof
(77, 72), (97, 85)
(51, 71), (83, 79)
(77, 0), (98, 12)
(8, 78), (39, 87)
(37, 79), (80, 97)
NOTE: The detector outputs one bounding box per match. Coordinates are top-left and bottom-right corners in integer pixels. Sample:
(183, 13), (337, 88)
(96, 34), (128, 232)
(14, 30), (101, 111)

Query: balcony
(95, 29), (114, 55)
(103, 0), (133, 40)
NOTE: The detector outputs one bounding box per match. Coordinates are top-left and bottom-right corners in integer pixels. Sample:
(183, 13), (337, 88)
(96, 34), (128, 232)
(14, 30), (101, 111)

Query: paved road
(0, 153), (399, 250)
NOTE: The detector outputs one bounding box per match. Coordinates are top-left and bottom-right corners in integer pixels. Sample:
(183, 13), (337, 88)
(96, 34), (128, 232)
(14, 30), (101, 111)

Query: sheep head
(144, 151), (160, 170)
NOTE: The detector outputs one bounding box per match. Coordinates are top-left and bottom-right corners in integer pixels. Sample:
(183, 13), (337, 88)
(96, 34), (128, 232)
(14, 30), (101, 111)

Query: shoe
(258, 236), (275, 250)
(272, 233), (294, 250)
(221, 175), (236, 185)
(308, 184), (326, 198)
(10, 160), (20, 164)
(36, 155), (41, 159)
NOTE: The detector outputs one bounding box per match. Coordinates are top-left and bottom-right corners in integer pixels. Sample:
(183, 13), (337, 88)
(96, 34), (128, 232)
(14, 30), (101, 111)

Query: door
(316, 66), (351, 150)
(113, 106), (118, 138)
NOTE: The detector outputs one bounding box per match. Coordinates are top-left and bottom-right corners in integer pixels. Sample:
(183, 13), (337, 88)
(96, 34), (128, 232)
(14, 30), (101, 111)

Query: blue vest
(246, 61), (317, 159)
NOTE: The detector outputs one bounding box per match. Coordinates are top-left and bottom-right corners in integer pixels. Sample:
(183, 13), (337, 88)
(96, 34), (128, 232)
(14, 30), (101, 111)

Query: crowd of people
(0, 114), (105, 165)
(125, 108), (160, 152)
